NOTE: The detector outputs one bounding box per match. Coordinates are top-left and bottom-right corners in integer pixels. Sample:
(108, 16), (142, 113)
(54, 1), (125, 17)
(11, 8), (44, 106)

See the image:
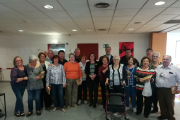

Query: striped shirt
(46, 64), (66, 86)
(135, 67), (156, 91)
(90, 63), (95, 75)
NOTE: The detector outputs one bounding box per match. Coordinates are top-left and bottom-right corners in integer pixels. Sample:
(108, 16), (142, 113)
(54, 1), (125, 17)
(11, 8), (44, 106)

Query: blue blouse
(10, 65), (28, 87)
(125, 66), (137, 87)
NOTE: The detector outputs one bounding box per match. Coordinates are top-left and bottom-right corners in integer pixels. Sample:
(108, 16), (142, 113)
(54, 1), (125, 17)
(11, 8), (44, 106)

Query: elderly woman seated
(105, 56), (126, 93)
(25, 55), (44, 117)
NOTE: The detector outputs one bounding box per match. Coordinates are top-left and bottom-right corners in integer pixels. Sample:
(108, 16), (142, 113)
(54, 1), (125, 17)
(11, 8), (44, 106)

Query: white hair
(153, 52), (160, 57)
(74, 48), (80, 51)
(113, 56), (120, 60)
(163, 55), (172, 61)
(29, 55), (37, 62)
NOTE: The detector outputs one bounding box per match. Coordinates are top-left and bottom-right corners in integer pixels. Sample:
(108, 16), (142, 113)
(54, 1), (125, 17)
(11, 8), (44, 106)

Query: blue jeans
(27, 89), (41, 112)
(126, 85), (136, 108)
(11, 85), (25, 113)
(51, 84), (64, 109)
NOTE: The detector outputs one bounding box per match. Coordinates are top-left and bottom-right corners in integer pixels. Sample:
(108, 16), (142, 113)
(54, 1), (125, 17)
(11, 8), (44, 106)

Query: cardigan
(125, 66), (137, 87)
(106, 63), (127, 89)
(85, 61), (99, 81)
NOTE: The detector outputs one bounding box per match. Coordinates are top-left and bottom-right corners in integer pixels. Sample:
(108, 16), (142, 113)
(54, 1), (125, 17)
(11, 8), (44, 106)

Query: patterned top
(126, 66), (136, 87)
(26, 64), (44, 90)
(10, 65), (28, 87)
(135, 67), (156, 91)
(46, 64), (66, 86)
(114, 69), (120, 85)
(90, 63), (95, 75)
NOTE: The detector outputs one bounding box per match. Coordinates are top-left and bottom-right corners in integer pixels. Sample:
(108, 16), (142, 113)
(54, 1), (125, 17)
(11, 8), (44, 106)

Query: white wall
(0, 34), (150, 81)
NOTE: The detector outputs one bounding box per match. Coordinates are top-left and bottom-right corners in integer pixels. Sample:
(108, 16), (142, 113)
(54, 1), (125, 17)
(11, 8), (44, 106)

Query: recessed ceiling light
(155, 1), (165, 6)
(86, 30), (92, 31)
(44, 5), (53, 9)
(19, 30), (24, 32)
(128, 28), (134, 30)
(134, 22), (142, 24)
(72, 29), (77, 31)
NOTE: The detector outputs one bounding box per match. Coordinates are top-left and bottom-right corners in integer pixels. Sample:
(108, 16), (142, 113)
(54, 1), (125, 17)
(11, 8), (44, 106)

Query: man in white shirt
(156, 55), (180, 120)
(45, 50), (54, 63)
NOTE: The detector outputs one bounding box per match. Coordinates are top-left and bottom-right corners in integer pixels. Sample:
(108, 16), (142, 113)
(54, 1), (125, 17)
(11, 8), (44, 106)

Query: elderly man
(74, 48), (80, 63)
(146, 48), (153, 60)
(45, 50), (54, 63)
(120, 49), (139, 66)
(99, 46), (113, 66)
(156, 55), (180, 120)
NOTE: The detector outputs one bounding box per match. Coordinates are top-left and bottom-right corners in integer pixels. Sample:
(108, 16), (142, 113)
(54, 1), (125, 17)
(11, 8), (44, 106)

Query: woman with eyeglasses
(85, 53), (99, 108)
(11, 56), (28, 117)
(64, 53), (82, 108)
(150, 52), (162, 113)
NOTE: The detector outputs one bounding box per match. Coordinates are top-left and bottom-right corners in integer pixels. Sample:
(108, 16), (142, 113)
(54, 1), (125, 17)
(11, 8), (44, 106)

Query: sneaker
(126, 107), (129, 111)
(78, 100), (81, 105)
(84, 100), (87, 104)
(133, 108), (137, 113)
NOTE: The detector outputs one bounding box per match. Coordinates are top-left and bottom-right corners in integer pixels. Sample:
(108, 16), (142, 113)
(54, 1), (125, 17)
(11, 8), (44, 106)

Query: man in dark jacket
(120, 49), (139, 66)
(99, 46), (113, 66)
(74, 48), (80, 63)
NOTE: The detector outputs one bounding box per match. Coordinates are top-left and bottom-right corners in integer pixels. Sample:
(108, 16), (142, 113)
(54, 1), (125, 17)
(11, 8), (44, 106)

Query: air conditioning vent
(94, 3), (110, 8)
(98, 29), (106, 31)
(164, 20), (180, 24)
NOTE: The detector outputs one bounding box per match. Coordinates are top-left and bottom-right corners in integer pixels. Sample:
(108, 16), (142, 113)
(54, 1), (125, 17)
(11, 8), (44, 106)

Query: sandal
(66, 106), (70, 109)
(20, 113), (25, 117)
(26, 112), (33, 117)
(53, 107), (57, 112)
(14, 113), (20, 117)
(61, 108), (66, 112)
(74, 104), (78, 108)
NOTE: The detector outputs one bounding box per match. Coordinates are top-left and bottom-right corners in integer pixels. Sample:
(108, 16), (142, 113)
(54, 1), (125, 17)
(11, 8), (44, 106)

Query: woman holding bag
(135, 56), (156, 118)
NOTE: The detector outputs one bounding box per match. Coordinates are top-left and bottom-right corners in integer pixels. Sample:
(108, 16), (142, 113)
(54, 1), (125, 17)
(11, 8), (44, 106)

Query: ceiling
(0, 0), (180, 35)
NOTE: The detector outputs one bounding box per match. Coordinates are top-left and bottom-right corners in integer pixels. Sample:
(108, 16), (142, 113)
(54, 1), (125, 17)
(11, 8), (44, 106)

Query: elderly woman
(38, 52), (52, 110)
(46, 55), (66, 112)
(26, 55), (43, 117)
(11, 56), (28, 117)
(105, 56), (126, 93)
(150, 52), (161, 113)
(98, 56), (109, 109)
(136, 56), (156, 118)
(64, 53), (82, 108)
(125, 56), (137, 112)
(85, 53), (99, 108)
(78, 55), (87, 105)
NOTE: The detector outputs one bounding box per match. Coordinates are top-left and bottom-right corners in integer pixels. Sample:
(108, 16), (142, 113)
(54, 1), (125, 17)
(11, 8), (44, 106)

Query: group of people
(10, 47), (180, 120)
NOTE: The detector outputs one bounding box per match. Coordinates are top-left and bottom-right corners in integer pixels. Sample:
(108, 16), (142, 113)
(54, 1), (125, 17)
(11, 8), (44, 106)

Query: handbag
(142, 80), (152, 97)
(46, 86), (51, 95)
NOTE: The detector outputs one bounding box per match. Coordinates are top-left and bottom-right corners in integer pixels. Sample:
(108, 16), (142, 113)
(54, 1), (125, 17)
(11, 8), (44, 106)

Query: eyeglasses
(114, 59), (119, 61)
(15, 60), (22, 62)
(163, 59), (170, 61)
(153, 56), (158, 58)
(70, 57), (74, 58)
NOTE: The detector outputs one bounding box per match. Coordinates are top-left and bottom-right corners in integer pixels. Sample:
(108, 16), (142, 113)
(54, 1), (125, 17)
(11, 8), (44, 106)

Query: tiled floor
(0, 82), (180, 120)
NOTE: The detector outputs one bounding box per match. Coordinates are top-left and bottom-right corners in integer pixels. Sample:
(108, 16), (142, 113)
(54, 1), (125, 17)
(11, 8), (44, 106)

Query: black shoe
(151, 109), (158, 113)
(93, 104), (96, 108)
(26, 112), (33, 117)
(36, 111), (41, 116)
(20, 113), (25, 117)
(144, 115), (148, 118)
(89, 103), (93, 107)
(157, 116), (167, 120)
(103, 105), (105, 109)
(136, 112), (141, 115)
(14, 113), (20, 117)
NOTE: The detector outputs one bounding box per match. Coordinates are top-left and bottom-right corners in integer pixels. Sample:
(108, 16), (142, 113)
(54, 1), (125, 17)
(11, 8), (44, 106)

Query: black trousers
(100, 80), (106, 106)
(40, 87), (52, 108)
(152, 88), (158, 110)
(88, 79), (99, 105)
(78, 81), (87, 100)
(136, 90), (152, 116)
